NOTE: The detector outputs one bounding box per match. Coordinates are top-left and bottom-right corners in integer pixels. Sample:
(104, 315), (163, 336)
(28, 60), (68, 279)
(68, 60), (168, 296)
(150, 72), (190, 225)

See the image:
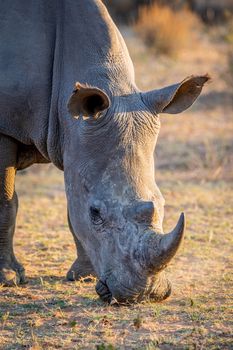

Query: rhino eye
(90, 206), (103, 225)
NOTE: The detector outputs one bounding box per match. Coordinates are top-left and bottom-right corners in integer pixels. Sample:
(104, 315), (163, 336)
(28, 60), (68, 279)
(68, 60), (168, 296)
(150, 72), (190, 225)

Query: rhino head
(64, 75), (209, 304)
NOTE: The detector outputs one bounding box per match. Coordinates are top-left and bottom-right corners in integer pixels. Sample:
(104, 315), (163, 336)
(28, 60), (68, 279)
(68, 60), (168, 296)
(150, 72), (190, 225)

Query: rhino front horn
(143, 213), (185, 272)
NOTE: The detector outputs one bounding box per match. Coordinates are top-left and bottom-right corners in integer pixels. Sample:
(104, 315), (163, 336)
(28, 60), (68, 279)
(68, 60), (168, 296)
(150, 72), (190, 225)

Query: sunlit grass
(0, 166), (232, 349)
(134, 3), (200, 56)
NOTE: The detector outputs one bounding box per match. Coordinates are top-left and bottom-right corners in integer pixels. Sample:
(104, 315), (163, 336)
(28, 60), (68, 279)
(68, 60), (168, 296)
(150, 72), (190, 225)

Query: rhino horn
(143, 213), (185, 272)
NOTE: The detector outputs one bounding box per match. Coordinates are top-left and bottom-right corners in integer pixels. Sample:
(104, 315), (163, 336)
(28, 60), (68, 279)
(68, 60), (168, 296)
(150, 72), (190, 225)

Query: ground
(0, 27), (232, 350)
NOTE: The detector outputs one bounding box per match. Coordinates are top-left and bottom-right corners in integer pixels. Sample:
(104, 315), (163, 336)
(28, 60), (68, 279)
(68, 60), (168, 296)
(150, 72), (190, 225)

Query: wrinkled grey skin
(0, 0), (209, 303)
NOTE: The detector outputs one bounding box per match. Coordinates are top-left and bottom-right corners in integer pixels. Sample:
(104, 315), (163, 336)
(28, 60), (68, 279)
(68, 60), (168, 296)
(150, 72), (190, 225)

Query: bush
(134, 3), (200, 56)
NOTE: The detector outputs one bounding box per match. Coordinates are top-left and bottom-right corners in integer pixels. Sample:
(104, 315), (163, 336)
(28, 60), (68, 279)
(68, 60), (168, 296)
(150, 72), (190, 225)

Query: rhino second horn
(145, 213), (185, 272)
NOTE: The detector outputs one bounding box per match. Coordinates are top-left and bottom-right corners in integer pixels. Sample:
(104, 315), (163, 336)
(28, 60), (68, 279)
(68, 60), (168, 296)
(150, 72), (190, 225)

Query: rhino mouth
(95, 274), (172, 305)
(95, 279), (139, 304)
(95, 279), (112, 303)
(95, 280), (112, 304)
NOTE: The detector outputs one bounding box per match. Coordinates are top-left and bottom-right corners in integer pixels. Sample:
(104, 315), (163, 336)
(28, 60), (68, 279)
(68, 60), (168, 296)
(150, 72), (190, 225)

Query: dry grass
(134, 3), (200, 56)
(0, 168), (232, 350)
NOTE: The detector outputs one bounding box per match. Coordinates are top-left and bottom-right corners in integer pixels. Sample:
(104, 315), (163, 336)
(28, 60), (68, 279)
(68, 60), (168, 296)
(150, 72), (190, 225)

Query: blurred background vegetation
(104, 0), (233, 55)
(104, 0), (233, 25)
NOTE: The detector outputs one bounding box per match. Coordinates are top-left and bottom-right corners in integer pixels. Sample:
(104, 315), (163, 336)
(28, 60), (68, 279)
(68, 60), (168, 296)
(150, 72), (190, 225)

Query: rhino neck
(58, 0), (137, 96)
(49, 0), (138, 169)
(76, 0), (137, 96)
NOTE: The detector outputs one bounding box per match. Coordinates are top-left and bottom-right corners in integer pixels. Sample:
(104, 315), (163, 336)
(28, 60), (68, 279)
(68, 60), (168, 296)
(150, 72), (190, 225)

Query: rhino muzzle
(95, 273), (172, 304)
(95, 213), (185, 304)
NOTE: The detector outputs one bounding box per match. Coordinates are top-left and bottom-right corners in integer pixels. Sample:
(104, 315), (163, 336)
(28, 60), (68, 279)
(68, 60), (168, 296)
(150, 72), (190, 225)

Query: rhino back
(0, 1), (57, 147)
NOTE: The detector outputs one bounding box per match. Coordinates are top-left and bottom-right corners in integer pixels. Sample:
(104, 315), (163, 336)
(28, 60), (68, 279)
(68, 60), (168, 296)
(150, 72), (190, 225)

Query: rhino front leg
(0, 135), (25, 286)
(66, 213), (96, 281)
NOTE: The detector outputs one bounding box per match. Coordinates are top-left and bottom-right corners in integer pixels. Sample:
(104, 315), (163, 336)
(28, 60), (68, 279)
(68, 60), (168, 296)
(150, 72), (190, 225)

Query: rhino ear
(68, 83), (110, 119)
(143, 75), (210, 114)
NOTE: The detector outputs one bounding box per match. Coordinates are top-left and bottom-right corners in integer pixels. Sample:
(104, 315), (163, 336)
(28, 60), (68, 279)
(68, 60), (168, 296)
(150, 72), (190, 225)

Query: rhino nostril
(95, 280), (112, 303)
